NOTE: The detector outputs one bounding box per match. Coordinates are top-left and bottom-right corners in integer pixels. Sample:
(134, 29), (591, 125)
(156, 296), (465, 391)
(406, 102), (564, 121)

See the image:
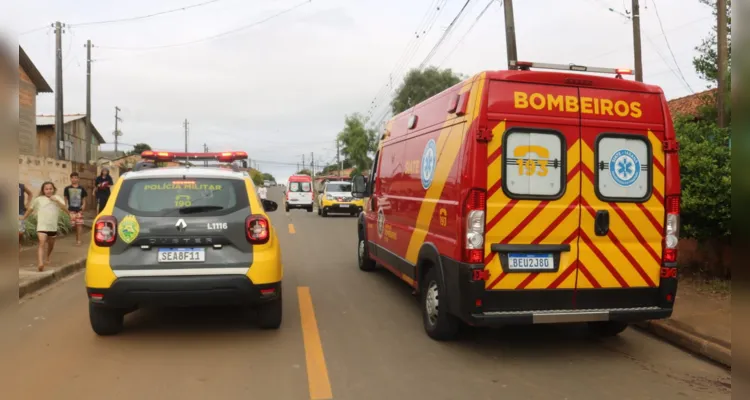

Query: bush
(674, 116), (731, 241)
(23, 212), (73, 243)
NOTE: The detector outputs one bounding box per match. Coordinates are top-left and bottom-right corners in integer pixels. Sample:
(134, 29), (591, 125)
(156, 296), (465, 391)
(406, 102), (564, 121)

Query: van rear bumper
(86, 275), (281, 308)
(469, 307), (672, 327)
(441, 256), (676, 327)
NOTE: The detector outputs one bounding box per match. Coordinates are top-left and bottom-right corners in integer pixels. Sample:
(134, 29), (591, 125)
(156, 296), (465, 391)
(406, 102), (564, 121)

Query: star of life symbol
(377, 208), (385, 239)
(609, 149), (640, 187)
(421, 139), (437, 189)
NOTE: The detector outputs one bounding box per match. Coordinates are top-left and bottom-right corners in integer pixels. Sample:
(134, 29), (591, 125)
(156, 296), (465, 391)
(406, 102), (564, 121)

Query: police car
(85, 150), (284, 335)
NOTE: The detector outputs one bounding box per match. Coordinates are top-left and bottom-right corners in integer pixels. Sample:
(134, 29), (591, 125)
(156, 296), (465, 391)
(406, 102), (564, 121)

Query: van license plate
(508, 253), (554, 270)
(339, 204), (349, 208)
(158, 248), (205, 263)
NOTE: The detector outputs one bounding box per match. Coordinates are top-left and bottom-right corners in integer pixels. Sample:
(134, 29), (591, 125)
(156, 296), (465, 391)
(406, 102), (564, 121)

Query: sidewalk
(19, 228), (90, 299)
(636, 277), (731, 368)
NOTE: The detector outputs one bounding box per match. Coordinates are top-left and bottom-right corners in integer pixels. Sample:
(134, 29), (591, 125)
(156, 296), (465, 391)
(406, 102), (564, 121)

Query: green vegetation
(390, 67), (463, 114)
(22, 212), (73, 243)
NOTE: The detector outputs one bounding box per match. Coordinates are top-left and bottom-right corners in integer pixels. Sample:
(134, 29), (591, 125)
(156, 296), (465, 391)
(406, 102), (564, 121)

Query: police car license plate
(508, 253), (554, 270)
(339, 204), (350, 208)
(158, 248), (205, 263)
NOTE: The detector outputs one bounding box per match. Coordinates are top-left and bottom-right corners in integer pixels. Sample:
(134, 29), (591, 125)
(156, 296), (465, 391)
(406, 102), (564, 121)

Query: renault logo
(175, 219), (188, 230)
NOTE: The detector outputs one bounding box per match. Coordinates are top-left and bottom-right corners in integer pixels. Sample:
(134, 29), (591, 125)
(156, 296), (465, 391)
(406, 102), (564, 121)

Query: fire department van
(285, 174), (314, 212)
(352, 61), (680, 341)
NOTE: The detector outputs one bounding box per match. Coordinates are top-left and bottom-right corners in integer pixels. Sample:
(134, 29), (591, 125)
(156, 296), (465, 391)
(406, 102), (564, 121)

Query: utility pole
(183, 119), (189, 152)
(311, 152), (315, 181)
(54, 21), (65, 160)
(85, 40), (93, 163)
(203, 143), (208, 166)
(336, 139), (341, 176)
(302, 154), (305, 173)
(717, 0), (728, 128)
(114, 106), (122, 155)
(503, 0), (518, 70)
(632, 0), (644, 82)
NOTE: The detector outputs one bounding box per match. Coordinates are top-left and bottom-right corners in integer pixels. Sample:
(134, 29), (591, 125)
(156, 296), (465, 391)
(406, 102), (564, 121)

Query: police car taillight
(246, 215), (270, 244)
(464, 189), (486, 264)
(94, 216), (117, 247)
(663, 196), (680, 264)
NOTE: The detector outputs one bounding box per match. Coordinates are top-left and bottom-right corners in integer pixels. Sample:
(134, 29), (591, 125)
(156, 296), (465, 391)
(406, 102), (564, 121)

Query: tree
(337, 114), (378, 173)
(261, 172), (275, 182)
(693, 0), (731, 85)
(128, 143), (152, 156)
(390, 67), (463, 114)
(296, 169), (312, 176)
(249, 170), (264, 186)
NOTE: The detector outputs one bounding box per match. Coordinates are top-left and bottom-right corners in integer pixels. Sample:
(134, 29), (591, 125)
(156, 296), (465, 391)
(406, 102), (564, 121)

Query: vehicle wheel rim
(358, 240), (365, 265)
(425, 280), (439, 326)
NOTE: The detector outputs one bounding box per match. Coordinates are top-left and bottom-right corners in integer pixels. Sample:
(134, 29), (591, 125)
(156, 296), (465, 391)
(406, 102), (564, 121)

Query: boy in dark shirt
(64, 172), (88, 245)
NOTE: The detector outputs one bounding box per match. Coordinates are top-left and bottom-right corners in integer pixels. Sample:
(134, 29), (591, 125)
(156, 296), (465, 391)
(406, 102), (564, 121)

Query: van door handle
(594, 210), (609, 236)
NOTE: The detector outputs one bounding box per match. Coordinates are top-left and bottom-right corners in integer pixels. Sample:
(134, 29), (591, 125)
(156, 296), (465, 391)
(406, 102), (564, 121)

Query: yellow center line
(297, 286), (333, 399)
(289, 223), (296, 234)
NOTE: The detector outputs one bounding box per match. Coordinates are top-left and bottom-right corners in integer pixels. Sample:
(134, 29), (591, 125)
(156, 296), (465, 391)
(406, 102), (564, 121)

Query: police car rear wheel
(89, 303), (124, 336)
(257, 288), (283, 329)
(587, 321), (628, 337)
(421, 268), (459, 341)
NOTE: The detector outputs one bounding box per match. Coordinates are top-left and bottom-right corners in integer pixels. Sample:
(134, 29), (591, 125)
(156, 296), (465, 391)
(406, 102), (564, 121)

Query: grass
(680, 274), (731, 298)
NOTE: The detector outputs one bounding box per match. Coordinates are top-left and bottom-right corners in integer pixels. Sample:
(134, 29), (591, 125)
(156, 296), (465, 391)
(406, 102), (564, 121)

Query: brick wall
(18, 155), (72, 197)
(18, 67), (37, 156)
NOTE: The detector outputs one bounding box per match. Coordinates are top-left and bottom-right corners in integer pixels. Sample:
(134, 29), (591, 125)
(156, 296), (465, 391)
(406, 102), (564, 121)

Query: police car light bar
(141, 150), (249, 163)
(511, 61), (634, 77)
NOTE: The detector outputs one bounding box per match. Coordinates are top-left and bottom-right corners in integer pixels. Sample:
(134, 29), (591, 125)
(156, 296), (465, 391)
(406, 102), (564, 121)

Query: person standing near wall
(64, 172), (88, 246)
(18, 182), (33, 251)
(94, 168), (114, 214)
(22, 182), (67, 271)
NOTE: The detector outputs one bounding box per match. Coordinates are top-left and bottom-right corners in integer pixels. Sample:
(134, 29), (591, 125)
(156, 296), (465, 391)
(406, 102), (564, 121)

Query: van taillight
(246, 215), (270, 244)
(94, 216), (117, 247)
(464, 189), (486, 263)
(663, 196), (680, 264)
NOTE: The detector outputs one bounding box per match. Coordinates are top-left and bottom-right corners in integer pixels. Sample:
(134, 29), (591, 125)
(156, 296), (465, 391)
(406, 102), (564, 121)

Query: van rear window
(289, 182), (311, 192)
(595, 134), (652, 202)
(116, 178), (249, 216)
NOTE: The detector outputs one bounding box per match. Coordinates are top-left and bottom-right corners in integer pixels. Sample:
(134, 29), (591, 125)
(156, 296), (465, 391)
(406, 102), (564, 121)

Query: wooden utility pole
(717, 0), (728, 128)
(114, 106), (122, 155)
(203, 143), (208, 166)
(311, 152), (315, 181)
(54, 22), (65, 159)
(85, 40), (93, 163)
(503, 0), (518, 70)
(183, 119), (189, 152)
(632, 0), (644, 82)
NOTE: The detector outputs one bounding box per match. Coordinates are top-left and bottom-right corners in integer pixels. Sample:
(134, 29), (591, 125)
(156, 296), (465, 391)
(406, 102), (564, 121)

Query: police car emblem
(118, 215), (140, 244)
(377, 208), (385, 239)
(421, 139), (437, 189)
(609, 149), (640, 187)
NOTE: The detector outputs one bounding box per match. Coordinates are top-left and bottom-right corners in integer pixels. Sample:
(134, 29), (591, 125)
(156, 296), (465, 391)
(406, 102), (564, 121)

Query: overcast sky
(10, 0), (715, 183)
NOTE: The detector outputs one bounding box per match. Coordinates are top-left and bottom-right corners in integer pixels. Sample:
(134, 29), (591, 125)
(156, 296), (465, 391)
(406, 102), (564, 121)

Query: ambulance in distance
(351, 61), (681, 341)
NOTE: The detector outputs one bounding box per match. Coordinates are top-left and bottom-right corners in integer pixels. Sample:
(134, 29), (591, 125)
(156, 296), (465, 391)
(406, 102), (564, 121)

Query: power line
(418, 0), (473, 69)
(439, 0), (495, 67)
(72, 0), (223, 27)
(97, 0), (312, 51)
(650, 0), (694, 93)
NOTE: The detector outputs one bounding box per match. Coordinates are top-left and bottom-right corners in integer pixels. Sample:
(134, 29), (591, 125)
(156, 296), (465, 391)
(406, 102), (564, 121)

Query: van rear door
(288, 180), (313, 205)
(483, 80), (582, 311)
(576, 88), (666, 309)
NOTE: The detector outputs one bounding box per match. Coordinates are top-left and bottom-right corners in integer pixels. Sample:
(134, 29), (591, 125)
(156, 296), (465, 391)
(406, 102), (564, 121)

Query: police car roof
(121, 166), (248, 181)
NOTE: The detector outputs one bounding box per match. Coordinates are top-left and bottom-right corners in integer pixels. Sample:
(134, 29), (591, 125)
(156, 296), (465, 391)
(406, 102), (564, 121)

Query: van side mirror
(352, 175), (367, 198)
(262, 199), (278, 212)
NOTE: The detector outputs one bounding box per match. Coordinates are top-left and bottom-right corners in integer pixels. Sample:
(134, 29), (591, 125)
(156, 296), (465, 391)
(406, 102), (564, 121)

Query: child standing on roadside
(22, 182), (67, 271)
(64, 172), (88, 246)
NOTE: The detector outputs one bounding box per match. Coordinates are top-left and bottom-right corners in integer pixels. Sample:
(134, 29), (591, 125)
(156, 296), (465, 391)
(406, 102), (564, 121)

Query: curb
(635, 320), (731, 368)
(19, 257), (86, 299)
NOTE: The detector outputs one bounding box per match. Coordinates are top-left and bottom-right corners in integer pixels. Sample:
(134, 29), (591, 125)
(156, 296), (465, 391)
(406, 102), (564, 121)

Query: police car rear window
(289, 182), (311, 192)
(116, 178), (249, 216)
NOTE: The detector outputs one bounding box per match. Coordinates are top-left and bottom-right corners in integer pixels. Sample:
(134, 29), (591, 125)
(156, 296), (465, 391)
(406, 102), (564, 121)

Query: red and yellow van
(352, 61), (680, 341)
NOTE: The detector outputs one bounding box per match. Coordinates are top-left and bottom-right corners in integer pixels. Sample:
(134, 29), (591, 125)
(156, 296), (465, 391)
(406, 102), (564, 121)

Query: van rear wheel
(421, 268), (460, 341)
(588, 321), (629, 337)
(358, 237), (376, 272)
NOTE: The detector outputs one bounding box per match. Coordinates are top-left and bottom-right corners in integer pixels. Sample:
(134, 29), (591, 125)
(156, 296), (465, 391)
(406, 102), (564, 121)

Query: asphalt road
(14, 187), (730, 399)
